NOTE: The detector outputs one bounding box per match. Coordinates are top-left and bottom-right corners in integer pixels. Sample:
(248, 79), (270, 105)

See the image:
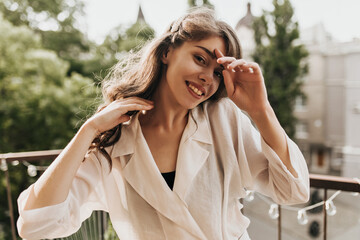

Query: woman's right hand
(22, 97), (153, 212)
(85, 97), (154, 134)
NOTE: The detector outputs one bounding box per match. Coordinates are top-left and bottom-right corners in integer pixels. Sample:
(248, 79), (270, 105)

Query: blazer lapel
(173, 106), (213, 203)
(111, 114), (208, 239)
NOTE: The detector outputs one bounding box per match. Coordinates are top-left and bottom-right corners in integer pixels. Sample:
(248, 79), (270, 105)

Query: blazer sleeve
(235, 106), (310, 205)
(17, 151), (108, 239)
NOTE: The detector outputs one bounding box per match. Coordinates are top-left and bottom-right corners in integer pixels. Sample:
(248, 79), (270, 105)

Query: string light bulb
(297, 210), (308, 225)
(11, 160), (19, 166)
(268, 204), (279, 219)
(0, 159), (8, 172)
(27, 165), (37, 177)
(325, 200), (337, 216)
(245, 190), (255, 202)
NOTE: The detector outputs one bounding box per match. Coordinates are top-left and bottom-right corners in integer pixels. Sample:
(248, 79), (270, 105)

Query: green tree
(0, 15), (99, 239)
(120, 21), (155, 52)
(0, 16), (99, 152)
(252, 0), (308, 137)
(0, 0), (91, 77)
(0, 0), (84, 28)
(82, 19), (155, 81)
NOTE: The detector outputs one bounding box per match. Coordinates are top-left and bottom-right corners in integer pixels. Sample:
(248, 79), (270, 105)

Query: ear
(161, 47), (173, 64)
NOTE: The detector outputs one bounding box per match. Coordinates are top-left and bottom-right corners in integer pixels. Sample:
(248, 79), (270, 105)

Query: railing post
(323, 189), (327, 240)
(2, 159), (17, 240)
(101, 211), (105, 240)
(278, 205), (281, 240)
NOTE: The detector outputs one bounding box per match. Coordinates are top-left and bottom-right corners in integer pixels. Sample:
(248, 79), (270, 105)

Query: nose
(198, 70), (214, 85)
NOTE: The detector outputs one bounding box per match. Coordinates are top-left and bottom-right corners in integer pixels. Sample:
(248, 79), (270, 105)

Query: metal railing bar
(278, 205), (281, 240)
(310, 173), (360, 192)
(0, 149), (62, 162)
(5, 167), (17, 240)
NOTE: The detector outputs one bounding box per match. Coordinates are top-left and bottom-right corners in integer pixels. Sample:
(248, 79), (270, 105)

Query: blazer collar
(110, 107), (212, 239)
(111, 106), (212, 158)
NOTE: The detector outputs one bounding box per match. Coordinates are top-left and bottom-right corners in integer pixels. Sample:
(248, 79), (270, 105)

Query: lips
(185, 81), (206, 98)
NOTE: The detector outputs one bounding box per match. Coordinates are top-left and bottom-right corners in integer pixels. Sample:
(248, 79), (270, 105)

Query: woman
(17, 8), (309, 240)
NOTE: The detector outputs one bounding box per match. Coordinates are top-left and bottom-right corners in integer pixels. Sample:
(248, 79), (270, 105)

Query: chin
(185, 100), (206, 110)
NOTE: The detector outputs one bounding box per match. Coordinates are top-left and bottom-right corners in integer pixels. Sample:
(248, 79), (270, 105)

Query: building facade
(235, 3), (360, 178)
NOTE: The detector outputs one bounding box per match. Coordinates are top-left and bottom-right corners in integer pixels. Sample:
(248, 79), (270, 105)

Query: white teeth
(188, 83), (203, 96)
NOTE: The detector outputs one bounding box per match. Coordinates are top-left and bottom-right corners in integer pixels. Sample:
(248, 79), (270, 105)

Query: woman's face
(160, 36), (226, 110)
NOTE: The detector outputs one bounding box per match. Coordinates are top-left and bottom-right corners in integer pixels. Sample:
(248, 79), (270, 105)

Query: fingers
(215, 49), (260, 74)
(117, 97), (154, 106)
(215, 48), (233, 68)
(88, 97), (154, 133)
(245, 62), (261, 74)
(121, 103), (154, 116)
(218, 57), (237, 64)
(113, 97), (153, 109)
(223, 59), (258, 74)
(214, 48), (225, 59)
(117, 114), (131, 124)
(222, 69), (235, 96)
(105, 97), (154, 118)
(227, 59), (247, 72)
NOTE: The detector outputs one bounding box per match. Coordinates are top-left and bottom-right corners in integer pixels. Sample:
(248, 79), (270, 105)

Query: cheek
(167, 58), (196, 80)
(213, 80), (221, 93)
(207, 80), (221, 98)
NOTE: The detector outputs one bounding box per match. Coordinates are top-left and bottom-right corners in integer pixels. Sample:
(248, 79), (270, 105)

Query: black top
(161, 171), (176, 190)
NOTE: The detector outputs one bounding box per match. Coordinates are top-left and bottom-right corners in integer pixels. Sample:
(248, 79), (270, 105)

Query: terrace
(1, 150), (360, 240)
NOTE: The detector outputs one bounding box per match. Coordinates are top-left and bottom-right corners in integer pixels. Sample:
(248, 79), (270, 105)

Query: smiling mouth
(186, 81), (205, 96)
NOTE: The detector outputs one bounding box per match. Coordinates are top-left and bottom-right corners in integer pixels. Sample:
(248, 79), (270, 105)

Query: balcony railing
(1, 150), (360, 240)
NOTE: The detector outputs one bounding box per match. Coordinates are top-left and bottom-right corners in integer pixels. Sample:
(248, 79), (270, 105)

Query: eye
(214, 70), (223, 81)
(195, 55), (206, 64)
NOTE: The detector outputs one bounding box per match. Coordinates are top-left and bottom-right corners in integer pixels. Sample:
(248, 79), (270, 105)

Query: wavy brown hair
(89, 7), (242, 168)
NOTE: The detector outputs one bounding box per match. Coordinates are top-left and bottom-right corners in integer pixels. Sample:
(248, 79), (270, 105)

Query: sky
(85, 0), (360, 44)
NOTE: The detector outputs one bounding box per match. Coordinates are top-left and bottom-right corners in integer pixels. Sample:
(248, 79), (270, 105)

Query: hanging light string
(21, 161), (48, 177)
(244, 181), (359, 226)
(245, 189), (342, 212)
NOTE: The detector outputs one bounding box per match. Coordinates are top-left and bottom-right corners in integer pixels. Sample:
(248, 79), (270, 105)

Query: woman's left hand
(215, 49), (269, 116)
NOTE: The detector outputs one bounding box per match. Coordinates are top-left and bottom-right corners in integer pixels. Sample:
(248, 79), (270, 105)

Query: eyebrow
(195, 45), (225, 70)
(195, 46), (216, 59)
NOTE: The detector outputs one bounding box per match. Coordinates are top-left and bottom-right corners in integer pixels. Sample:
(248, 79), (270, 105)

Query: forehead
(183, 36), (226, 55)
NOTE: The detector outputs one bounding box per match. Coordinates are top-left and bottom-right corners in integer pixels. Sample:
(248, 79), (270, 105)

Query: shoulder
(201, 98), (245, 123)
(85, 147), (113, 174)
(198, 98), (255, 139)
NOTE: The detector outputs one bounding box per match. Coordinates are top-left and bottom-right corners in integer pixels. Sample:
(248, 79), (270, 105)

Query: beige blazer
(17, 98), (309, 240)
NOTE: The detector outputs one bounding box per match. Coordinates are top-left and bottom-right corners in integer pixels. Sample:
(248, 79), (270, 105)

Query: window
(295, 95), (307, 111)
(295, 121), (309, 139)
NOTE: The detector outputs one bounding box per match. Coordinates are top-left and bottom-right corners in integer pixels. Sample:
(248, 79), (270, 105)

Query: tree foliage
(252, 0), (308, 137)
(83, 20), (155, 80)
(0, 16), (99, 152)
(0, 15), (99, 239)
(0, 0), (91, 77)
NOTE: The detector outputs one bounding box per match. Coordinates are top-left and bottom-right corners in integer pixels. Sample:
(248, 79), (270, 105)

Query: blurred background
(1, 0), (360, 239)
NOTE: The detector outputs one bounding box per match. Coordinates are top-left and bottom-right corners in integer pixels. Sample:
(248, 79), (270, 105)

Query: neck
(139, 78), (189, 131)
